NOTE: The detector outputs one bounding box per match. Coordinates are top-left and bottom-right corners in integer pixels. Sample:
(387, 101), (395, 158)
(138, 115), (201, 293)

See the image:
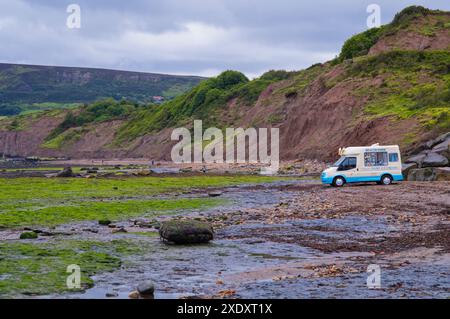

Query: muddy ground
(32, 179), (448, 299)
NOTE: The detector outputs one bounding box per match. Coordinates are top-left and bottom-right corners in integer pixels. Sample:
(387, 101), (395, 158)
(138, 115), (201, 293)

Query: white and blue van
(321, 144), (403, 187)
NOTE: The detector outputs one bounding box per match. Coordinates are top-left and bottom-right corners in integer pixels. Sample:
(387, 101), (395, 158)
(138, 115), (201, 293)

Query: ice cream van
(321, 144), (403, 187)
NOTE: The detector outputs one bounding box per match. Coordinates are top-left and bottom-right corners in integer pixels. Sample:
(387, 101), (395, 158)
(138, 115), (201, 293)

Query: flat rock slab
(159, 220), (214, 244)
(422, 152), (449, 167)
(426, 132), (450, 149)
(405, 153), (426, 165)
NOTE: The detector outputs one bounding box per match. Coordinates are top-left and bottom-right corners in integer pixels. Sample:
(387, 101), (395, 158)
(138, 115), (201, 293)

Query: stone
(402, 163), (417, 178)
(208, 191), (223, 197)
(98, 219), (112, 226)
(137, 280), (155, 296)
(435, 167), (450, 181)
(425, 132), (450, 149)
(422, 152), (449, 167)
(134, 170), (152, 176)
(128, 291), (140, 299)
(159, 220), (214, 244)
(407, 168), (436, 181)
(432, 137), (450, 160)
(111, 227), (127, 233)
(19, 231), (38, 239)
(105, 291), (118, 298)
(56, 167), (75, 178)
(405, 153), (427, 166)
(432, 138), (450, 152)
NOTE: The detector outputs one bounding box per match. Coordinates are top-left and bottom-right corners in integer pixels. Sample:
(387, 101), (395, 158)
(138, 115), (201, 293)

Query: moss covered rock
(159, 220), (214, 244)
(19, 231), (38, 239)
(98, 219), (112, 226)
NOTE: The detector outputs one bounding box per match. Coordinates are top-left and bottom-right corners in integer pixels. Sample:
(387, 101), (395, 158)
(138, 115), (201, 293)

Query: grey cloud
(1, 0), (449, 77)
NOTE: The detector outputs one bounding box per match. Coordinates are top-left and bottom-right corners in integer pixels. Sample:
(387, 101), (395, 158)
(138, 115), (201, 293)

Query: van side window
(364, 152), (388, 167)
(389, 153), (399, 162)
(338, 157), (357, 171)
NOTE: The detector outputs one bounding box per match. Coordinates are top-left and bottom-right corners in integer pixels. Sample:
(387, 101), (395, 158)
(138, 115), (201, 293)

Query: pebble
(105, 291), (119, 298)
(128, 291), (140, 299)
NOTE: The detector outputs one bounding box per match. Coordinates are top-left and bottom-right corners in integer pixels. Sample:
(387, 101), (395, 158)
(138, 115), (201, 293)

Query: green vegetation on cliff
(337, 6), (449, 62)
(348, 50), (450, 129)
(113, 70), (292, 143)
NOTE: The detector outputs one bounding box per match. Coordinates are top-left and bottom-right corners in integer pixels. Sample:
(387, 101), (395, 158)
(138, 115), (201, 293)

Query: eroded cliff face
(0, 65), (430, 162)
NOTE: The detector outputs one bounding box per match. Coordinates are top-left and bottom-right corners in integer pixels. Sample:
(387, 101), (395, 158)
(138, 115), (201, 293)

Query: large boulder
(407, 168), (436, 181)
(422, 152), (449, 167)
(137, 280), (155, 296)
(159, 220), (214, 244)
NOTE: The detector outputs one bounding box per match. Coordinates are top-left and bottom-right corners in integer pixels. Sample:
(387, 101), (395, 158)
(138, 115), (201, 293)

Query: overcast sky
(0, 0), (448, 78)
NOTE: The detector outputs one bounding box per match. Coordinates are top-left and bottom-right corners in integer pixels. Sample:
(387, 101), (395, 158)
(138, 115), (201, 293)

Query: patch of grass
(0, 175), (286, 228)
(350, 51), (450, 130)
(278, 64), (326, 97)
(42, 128), (84, 149)
(0, 239), (142, 297)
(45, 99), (144, 142)
(0, 197), (225, 228)
(0, 175), (283, 202)
(339, 27), (384, 61)
(268, 113), (285, 124)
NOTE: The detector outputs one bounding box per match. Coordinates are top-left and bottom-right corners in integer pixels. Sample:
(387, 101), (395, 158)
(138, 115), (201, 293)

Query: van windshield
(332, 157), (346, 167)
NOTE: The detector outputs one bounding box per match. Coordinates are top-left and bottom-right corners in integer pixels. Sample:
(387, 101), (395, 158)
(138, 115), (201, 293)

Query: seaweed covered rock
(20, 231), (38, 239)
(159, 220), (214, 244)
(56, 167), (75, 178)
(408, 167), (450, 181)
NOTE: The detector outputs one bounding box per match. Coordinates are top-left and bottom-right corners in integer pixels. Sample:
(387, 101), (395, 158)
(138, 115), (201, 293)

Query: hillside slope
(0, 63), (205, 115)
(0, 6), (449, 161)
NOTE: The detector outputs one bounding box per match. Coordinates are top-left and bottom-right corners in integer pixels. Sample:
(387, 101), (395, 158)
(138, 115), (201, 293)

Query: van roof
(339, 145), (399, 156)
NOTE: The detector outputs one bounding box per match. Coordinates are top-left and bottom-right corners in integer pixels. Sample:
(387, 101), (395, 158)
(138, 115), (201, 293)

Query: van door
(337, 157), (357, 181)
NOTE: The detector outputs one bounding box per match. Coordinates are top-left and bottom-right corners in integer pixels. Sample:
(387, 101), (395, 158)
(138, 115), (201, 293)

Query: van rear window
(364, 152), (388, 167)
(389, 153), (399, 162)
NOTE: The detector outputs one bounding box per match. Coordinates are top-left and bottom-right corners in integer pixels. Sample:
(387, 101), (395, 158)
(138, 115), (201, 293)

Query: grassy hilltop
(0, 63), (205, 116)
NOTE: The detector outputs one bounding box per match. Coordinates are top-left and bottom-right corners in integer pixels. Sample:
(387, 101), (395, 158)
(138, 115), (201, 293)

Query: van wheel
(381, 174), (393, 185)
(332, 176), (345, 187)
